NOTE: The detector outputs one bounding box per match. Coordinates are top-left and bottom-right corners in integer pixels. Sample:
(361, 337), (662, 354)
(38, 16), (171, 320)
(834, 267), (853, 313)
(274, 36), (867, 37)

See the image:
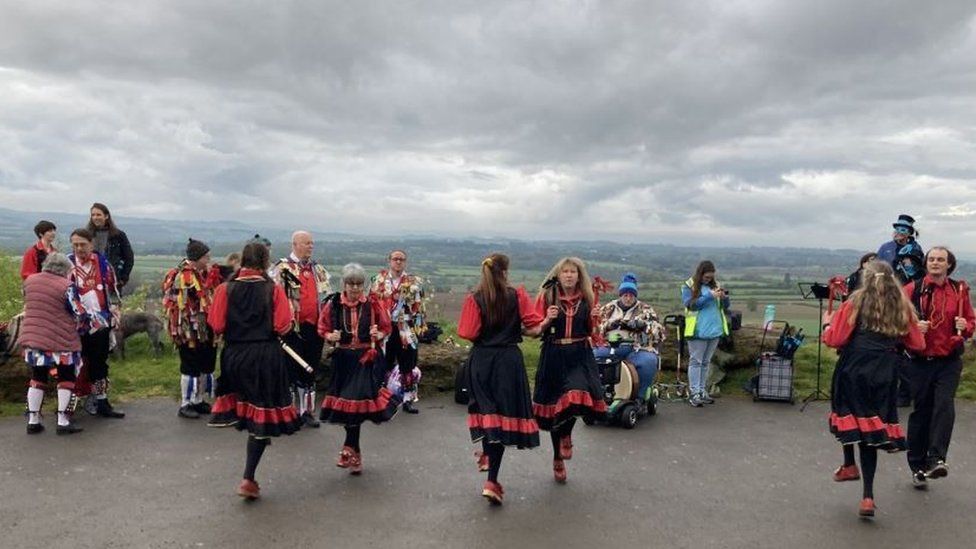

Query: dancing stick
(279, 338), (314, 374)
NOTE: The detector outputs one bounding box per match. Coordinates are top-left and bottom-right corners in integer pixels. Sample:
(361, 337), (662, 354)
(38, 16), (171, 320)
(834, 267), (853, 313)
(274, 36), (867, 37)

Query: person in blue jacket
(680, 260), (730, 407)
(877, 214), (924, 285)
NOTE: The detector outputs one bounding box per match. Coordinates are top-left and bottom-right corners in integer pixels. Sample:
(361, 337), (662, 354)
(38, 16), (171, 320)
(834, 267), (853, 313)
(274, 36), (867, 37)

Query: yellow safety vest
(683, 278), (729, 338)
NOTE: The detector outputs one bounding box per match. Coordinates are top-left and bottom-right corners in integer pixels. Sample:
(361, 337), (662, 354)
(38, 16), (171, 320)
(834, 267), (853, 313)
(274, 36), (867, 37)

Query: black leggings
(842, 443), (878, 498)
(30, 364), (76, 385)
(344, 425), (361, 452)
(482, 440), (505, 483)
(550, 418), (576, 460)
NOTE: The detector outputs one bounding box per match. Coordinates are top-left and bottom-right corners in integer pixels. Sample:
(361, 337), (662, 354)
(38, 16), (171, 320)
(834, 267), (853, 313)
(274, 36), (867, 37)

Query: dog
(1, 312), (24, 361)
(114, 312), (165, 360)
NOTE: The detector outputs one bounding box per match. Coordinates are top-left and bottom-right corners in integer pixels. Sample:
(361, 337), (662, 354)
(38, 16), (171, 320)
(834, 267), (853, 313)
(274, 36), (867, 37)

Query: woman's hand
(710, 289), (724, 299)
(918, 320), (930, 334)
(541, 305), (559, 327)
(369, 324), (383, 340)
(325, 330), (342, 343)
(954, 316), (967, 332)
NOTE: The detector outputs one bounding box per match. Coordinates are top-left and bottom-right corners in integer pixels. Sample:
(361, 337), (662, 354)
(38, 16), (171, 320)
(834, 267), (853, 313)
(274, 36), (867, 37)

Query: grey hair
(41, 252), (72, 277)
(341, 263), (367, 285)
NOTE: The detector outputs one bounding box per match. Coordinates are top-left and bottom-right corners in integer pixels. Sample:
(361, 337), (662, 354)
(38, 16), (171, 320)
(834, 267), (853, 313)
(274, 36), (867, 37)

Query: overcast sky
(2, 1), (975, 252)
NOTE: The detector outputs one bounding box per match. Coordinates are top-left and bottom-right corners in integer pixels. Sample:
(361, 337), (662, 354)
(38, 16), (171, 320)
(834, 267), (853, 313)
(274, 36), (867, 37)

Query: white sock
(192, 376), (204, 404)
(180, 375), (193, 407)
(306, 390), (316, 415)
(27, 387), (44, 424)
(57, 388), (72, 426)
(296, 387), (308, 415)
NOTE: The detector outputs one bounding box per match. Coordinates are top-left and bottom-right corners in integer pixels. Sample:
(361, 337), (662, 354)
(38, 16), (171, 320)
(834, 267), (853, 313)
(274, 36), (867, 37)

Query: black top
(225, 279), (275, 343)
(473, 288), (523, 347)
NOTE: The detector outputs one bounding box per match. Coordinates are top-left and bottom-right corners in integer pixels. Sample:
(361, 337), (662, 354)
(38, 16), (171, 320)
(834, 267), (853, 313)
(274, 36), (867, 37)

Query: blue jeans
(687, 338), (720, 397)
(593, 345), (659, 400)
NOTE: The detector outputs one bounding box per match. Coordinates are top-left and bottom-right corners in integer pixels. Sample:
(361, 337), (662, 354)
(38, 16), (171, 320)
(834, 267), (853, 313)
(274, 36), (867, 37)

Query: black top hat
(892, 214), (916, 234)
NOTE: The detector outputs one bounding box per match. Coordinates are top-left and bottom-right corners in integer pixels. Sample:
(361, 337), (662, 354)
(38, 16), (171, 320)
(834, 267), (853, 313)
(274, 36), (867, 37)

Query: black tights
(842, 443), (878, 498)
(550, 418), (576, 460)
(244, 436), (270, 481)
(344, 425), (361, 452)
(482, 440), (505, 483)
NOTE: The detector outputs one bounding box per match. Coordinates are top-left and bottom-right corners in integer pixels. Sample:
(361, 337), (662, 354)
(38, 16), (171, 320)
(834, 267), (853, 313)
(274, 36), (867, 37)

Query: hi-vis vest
(683, 278), (729, 338)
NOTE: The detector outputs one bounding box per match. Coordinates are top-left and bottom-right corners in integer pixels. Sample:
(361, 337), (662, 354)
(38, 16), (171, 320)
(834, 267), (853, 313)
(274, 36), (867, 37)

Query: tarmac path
(1, 395), (974, 548)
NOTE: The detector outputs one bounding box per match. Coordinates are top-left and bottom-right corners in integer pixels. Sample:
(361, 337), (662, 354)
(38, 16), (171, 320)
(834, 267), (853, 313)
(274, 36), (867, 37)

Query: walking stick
(279, 338), (315, 374)
(957, 280), (969, 336)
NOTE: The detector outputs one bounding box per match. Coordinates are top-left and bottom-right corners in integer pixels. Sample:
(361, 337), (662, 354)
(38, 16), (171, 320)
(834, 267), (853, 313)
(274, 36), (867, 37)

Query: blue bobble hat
(618, 273), (638, 297)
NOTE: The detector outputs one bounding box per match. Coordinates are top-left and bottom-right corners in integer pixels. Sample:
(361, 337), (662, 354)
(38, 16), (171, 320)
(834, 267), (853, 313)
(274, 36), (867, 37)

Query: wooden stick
(279, 338), (314, 373)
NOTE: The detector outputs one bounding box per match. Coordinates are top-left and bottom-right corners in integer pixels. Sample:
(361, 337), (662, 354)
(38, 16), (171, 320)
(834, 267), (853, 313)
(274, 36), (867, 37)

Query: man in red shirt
(271, 231), (332, 428)
(903, 246), (974, 487)
(68, 228), (124, 418)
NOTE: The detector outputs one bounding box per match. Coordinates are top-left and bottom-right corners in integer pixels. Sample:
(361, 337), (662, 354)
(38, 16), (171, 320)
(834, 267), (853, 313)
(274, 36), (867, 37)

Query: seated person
(593, 273), (665, 402)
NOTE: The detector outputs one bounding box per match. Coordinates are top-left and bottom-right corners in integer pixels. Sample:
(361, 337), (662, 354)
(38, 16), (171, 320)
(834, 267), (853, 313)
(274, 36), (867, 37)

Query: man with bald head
(271, 231), (332, 428)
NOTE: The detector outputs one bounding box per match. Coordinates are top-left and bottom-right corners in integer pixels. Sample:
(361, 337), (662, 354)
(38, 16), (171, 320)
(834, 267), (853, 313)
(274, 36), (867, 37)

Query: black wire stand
(798, 282), (830, 412)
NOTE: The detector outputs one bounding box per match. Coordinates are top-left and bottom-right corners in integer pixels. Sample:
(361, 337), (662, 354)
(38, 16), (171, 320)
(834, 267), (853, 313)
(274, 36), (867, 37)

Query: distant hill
(2, 207), (970, 280)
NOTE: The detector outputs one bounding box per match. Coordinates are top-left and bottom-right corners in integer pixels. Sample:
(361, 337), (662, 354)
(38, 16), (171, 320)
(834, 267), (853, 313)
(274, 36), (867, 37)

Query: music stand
(797, 282), (830, 411)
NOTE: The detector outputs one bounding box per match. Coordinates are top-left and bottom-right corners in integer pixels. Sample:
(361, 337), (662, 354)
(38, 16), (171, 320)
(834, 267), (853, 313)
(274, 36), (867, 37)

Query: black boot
(26, 423), (45, 434)
(96, 398), (125, 418)
(57, 422), (84, 435)
(402, 401), (419, 414)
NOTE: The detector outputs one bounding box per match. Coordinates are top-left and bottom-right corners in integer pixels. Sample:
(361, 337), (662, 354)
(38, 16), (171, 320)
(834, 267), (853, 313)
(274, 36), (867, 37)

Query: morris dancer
(271, 231), (331, 428)
(19, 253), (90, 435)
(371, 249), (427, 414)
(68, 228), (124, 418)
(163, 239), (217, 419)
(903, 247), (974, 488)
(532, 257), (606, 484)
(823, 261), (925, 517)
(20, 220), (57, 280)
(458, 253), (543, 505)
(318, 264), (399, 476)
(207, 242), (301, 499)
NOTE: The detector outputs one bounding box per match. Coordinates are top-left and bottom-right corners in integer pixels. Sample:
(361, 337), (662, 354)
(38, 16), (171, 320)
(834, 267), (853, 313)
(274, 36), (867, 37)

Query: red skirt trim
(321, 387), (395, 414)
(829, 412), (888, 434)
(467, 413), (539, 435)
(212, 395), (299, 425)
(532, 389), (608, 419)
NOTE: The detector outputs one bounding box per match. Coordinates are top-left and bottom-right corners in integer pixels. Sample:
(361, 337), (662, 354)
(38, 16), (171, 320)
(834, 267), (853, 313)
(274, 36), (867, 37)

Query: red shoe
(337, 446), (355, 468)
(237, 479), (260, 500)
(858, 497), (875, 517)
(475, 450), (489, 472)
(553, 459), (567, 484)
(482, 480), (504, 505)
(349, 451), (363, 475)
(833, 464), (860, 482)
(560, 435), (573, 460)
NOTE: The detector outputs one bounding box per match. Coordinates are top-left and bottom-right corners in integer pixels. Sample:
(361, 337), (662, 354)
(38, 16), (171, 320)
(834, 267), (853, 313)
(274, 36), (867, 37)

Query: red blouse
(317, 293), (392, 339)
(822, 299), (925, 352)
(207, 270), (293, 336)
(457, 286), (542, 341)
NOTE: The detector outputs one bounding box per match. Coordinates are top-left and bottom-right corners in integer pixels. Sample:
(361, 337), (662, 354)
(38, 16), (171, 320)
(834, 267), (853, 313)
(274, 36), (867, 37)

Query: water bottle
(763, 304), (776, 331)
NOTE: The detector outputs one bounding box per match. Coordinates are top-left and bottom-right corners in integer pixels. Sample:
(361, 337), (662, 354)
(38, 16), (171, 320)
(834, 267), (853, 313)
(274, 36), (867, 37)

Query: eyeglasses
(391, 257), (406, 262)
(346, 281), (364, 287)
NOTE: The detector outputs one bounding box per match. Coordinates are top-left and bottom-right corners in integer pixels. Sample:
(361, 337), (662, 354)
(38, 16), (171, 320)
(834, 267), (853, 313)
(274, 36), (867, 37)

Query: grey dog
(114, 312), (165, 359)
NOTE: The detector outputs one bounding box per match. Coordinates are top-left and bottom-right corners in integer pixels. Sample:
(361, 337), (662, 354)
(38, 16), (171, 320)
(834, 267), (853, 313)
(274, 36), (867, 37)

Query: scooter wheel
(620, 403), (638, 429)
(647, 399), (657, 416)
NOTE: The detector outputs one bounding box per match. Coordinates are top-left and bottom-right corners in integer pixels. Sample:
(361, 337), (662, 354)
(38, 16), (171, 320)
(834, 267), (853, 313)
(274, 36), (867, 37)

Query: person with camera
(594, 273), (665, 407)
(680, 260), (730, 407)
(822, 260), (925, 518)
(902, 246), (974, 488)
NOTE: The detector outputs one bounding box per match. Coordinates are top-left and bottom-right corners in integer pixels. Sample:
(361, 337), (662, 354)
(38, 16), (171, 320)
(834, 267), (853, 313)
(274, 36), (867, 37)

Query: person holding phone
(680, 260), (730, 407)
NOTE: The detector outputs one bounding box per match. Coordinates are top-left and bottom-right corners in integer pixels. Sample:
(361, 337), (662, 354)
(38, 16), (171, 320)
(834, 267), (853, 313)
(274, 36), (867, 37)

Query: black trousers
(384, 330), (417, 376)
(81, 328), (112, 382)
(178, 342), (217, 376)
(285, 322), (324, 388)
(906, 355), (963, 472)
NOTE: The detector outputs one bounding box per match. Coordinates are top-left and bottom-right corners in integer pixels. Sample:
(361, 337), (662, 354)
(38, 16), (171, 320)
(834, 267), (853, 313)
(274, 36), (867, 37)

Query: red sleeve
(902, 308), (926, 352)
(373, 299), (392, 337)
(822, 300), (856, 348)
(272, 285), (292, 335)
(207, 283), (228, 335)
(457, 294), (482, 341)
(318, 300), (334, 337)
(20, 247), (38, 280)
(518, 286), (543, 328)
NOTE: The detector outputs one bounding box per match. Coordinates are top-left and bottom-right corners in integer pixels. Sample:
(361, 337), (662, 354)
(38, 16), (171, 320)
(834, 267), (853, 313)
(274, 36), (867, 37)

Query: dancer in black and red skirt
(532, 257), (607, 484)
(318, 263), (400, 475)
(823, 260), (925, 518)
(458, 253), (544, 505)
(207, 243), (302, 500)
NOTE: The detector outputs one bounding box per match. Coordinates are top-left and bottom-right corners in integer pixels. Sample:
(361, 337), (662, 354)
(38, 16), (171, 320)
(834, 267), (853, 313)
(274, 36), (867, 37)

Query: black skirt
(319, 347), (401, 425)
(532, 341), (607, 431)
(465, 345), (540, 449)
(828, 331), (906, 451)
(211, 340), (302, 437)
